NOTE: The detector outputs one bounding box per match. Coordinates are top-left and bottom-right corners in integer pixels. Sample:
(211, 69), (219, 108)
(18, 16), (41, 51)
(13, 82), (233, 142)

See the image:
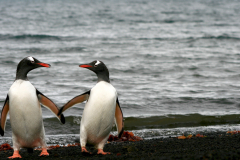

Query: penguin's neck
(97, 72), (110, 83)
(15, 69), (29, 81)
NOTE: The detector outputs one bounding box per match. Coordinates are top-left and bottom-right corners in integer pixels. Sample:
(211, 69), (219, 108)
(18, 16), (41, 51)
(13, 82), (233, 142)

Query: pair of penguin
(0, 57), (124, 158)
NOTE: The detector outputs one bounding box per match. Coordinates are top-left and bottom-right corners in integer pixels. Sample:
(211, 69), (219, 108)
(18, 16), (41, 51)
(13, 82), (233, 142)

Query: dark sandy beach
(1, 132), (240, 160)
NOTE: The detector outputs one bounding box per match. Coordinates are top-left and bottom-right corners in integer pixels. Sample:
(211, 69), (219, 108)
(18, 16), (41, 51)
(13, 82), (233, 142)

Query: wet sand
(1, 132), (240, 160)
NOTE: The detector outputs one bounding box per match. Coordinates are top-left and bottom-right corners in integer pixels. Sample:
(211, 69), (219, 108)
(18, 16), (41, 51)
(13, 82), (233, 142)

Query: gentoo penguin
(58, 60), (124, 155)
(0, 56), (65, 159)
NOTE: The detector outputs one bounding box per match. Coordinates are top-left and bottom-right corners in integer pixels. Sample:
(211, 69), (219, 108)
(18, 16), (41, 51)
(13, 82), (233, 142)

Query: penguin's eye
(30, 60), (34, 64)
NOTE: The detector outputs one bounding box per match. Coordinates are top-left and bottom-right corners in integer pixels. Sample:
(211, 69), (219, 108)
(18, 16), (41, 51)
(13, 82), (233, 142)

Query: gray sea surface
(1, 0), (240, 145)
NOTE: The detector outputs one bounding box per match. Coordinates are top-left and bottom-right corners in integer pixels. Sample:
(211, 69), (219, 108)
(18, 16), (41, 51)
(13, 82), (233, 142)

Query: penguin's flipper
(36, 90), (65, 124)
(58, 90), (90, 116)
(115, 98), (124, 138)
(0, 95), (9, 136)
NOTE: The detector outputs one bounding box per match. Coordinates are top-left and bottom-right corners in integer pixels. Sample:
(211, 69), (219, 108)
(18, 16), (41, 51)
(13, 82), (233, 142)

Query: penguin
(58, 60), (124, 155)
(0, 56), (65, 159)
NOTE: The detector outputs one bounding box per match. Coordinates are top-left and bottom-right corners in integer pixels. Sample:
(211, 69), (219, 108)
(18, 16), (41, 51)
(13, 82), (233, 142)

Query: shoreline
(1, 131), (240, 159)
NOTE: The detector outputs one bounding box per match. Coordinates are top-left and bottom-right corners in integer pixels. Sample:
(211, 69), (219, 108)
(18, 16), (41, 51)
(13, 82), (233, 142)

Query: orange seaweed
(177, 135), (186, 139)
(0, 143), (13, 151)
(195, 134), (205, 137)
(177, 134), (205, 139)
(227, 131), (240, 134)
(187, 134), (193, 139)
(108, 131), (143, 142)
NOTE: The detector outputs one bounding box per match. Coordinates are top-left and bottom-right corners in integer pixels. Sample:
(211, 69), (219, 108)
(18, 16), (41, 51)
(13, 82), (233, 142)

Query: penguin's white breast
(82, 81), (117, 137)
(8, 80), (42, 138)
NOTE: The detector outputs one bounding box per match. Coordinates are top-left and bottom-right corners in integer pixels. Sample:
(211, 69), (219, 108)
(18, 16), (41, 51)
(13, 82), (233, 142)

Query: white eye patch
(28, 57), (34, 62)
(95, 60), (101, 66)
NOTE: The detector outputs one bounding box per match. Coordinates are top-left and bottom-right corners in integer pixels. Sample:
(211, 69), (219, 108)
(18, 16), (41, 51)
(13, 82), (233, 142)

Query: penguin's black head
(79, 60), (110, 83)
(16, 56), (51, 80)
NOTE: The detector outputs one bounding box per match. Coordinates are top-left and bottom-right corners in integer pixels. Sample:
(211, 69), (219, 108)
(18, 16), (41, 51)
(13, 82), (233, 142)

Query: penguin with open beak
(0, 56), (65, 159)
(58, 60), (124, 155)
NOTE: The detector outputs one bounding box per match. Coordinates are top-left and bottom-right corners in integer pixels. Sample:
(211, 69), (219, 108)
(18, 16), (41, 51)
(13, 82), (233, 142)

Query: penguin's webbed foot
(8, 150), (22, 159)
(39, 148), (49, 156)
(97, 149), (111, 155)
(81, 147), (92, 154)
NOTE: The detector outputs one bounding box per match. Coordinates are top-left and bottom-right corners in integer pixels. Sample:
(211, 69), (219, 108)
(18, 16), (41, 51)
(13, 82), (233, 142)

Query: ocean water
(1, 0), (240, 145)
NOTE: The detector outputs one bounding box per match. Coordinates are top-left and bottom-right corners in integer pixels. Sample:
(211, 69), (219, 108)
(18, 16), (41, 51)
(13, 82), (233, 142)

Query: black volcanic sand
(1, 132), (240, 160)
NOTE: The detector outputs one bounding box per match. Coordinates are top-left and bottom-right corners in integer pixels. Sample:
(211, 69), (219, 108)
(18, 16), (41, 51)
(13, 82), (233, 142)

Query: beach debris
(47, 144), (61, 150)
(0, 143), (12, 151)
(177, 134), (193, 139)
(177, 134), (205, 139)
(177, 135), (187, 139)
(187, 134), (193, 138)
(195, 134), (205, 137)
(227, 131), (240, 135)
(108, 131), (143, 142)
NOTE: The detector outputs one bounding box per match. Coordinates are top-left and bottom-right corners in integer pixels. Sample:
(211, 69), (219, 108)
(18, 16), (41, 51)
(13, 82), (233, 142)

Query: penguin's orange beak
(79, 64), (92, 68)
(37, 63), (51, 68)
